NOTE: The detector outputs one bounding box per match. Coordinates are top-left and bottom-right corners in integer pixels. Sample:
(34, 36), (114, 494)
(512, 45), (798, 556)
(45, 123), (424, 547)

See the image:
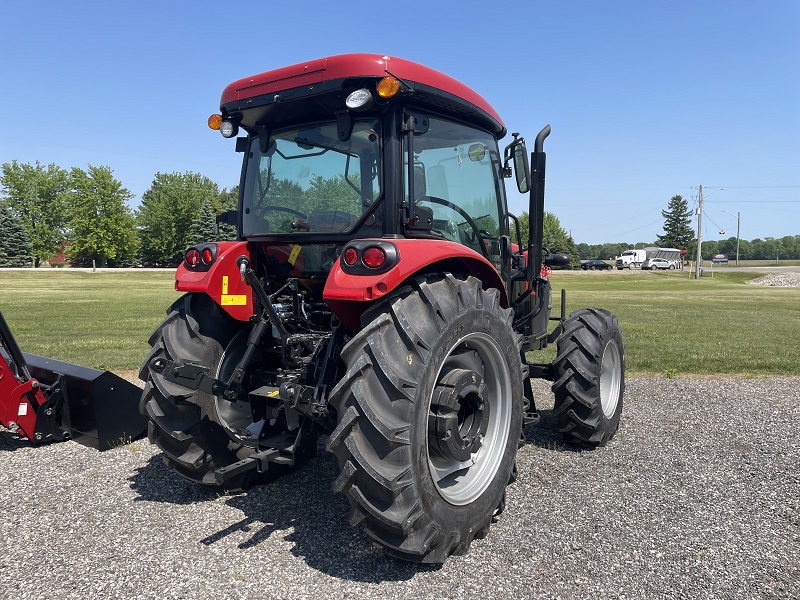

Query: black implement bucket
(23, 353), (147, 451)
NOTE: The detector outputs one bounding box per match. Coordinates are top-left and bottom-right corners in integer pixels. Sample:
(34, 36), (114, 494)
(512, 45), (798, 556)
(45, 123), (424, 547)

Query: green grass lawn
(545, 270), (800, 377)
(0, 270), (178, 372)
(1, 269), (798, 377)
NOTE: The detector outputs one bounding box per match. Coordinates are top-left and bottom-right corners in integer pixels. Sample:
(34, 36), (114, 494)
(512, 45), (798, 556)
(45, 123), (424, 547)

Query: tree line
(0, 161), (236, 268)
(2, 168), (796, 268)
(576, 194), (800, 261)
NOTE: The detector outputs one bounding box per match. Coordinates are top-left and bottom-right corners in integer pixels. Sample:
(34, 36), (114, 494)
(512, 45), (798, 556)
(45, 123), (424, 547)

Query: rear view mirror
(503, 135), (530, 194)
(513, 142), (530, 193)
(213, 210), (238, 235)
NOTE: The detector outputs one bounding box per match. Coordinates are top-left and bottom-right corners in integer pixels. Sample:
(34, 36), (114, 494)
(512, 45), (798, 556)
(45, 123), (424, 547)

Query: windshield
(242, 119), (381, 236)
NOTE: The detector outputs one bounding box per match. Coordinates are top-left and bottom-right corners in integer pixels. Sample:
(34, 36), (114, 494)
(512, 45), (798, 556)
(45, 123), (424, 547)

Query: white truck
(616, 247), (682, 270)
(615, 249), (647, 269)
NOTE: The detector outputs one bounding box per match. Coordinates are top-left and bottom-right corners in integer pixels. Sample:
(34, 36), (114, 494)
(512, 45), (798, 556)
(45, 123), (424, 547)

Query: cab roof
(220, 53), (506, 138)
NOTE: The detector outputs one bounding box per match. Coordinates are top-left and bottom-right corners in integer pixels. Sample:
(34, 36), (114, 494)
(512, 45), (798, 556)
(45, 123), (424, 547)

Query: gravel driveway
(1, 377), (798, 600)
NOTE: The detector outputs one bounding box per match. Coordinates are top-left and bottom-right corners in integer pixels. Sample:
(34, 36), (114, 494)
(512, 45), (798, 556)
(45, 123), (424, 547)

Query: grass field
(0, 270), (177, 372)
(547, 270), (800, 376)
(1, 269), (798, 377)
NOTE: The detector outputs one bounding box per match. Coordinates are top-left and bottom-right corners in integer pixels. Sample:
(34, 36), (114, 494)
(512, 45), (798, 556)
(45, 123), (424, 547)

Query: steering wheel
(259, 206), (308, 219)
(421, 196), (489, 259)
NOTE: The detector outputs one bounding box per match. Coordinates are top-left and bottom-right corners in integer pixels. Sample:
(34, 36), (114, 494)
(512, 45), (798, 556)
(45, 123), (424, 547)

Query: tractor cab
(201, 53), (546, 337)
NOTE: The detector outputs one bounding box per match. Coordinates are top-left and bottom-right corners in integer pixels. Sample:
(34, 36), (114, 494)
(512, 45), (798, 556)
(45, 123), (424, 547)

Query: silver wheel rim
(427, 332), (512, 506)
(599, 339), (622, 418)
(214, 329), (259, 445)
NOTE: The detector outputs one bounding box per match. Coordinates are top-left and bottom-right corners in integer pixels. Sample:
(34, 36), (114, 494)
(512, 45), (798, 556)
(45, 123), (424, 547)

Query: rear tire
(139, 293), (263, 491)
(328, 274), (524, 563)
(552, 308), (624, 446)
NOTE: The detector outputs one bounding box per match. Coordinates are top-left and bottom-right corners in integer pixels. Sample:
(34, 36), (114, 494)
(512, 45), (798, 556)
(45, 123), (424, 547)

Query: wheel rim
(599, 339), (622, 418)
(427, 332), (512, 506)
(215, 328), (261, 446)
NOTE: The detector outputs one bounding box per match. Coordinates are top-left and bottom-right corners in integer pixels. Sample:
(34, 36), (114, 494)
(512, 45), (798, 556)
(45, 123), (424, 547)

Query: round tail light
(201, 248), (214, 264)
(362, 247), (386, 269)
(343, 247), (359, 266)
(185, 248), (201, 267)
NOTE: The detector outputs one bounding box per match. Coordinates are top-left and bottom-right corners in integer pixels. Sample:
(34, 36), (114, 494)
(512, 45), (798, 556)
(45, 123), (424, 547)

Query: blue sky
(1, 1), (797, 245)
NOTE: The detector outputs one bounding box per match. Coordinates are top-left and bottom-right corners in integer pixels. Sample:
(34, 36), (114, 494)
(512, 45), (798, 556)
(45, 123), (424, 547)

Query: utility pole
(735, 211), (740, 266)
(694, 185), (703, 279)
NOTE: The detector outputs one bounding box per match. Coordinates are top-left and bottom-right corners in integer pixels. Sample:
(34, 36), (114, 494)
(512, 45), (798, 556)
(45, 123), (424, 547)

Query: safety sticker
(222, 275), (229, 295)
(18, 403), (28, 416)
(221, 295), (247, 306)
(288, 244), (301, 266)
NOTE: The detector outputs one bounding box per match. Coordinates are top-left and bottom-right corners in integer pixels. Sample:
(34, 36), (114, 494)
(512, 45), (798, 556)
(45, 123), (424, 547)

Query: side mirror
(213, 210), (238, 235)
(503, 135), (530, 194)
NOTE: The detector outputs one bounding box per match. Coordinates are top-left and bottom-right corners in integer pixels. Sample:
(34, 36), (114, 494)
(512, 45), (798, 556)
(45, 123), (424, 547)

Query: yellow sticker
(221, 295), (247, 306)
(268, 390), (280, 398)
(287, 244), (302, 266)
(222, 275), (229, 295)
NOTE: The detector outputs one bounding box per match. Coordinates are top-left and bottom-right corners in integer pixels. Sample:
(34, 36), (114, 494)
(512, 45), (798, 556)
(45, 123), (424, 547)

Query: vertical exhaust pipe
(528, 124), (551, 285)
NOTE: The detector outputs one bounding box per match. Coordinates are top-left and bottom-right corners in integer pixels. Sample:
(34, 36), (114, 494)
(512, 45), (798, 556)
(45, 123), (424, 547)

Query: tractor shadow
(126, 382), (580, 581)
(522, 407), (581, 451)
(128, 440), (435, 582)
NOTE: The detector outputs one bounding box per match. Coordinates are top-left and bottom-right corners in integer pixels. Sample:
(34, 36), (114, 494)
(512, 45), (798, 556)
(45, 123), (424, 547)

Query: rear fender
(323, 239), (508, 331)
(175, 241), (254, 322)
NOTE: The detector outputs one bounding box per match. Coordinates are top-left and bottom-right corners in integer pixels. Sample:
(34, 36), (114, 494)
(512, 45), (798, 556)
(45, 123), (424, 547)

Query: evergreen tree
(188, 199), (216, 246)
(0, 202), (33, 267)
(0, 161), (70, 266)
(216, 186), (239, 241)
(657, 195), (695, 248)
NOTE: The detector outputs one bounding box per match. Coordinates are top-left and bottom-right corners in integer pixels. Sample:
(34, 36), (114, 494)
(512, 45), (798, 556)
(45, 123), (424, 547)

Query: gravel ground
(1, 377), (798, 600)
(745, 273), (800, 287)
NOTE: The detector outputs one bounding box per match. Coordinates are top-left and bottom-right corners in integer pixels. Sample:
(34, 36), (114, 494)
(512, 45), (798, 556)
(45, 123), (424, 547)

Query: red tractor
(139, 54), (625, 563)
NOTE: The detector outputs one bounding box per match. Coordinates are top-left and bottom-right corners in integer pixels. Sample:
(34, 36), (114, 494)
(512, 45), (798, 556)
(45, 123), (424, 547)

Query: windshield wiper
(292, 137), (356, 158)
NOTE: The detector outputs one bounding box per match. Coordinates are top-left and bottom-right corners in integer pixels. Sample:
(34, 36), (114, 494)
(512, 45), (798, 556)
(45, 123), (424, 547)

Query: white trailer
(645, 247), (682, 268)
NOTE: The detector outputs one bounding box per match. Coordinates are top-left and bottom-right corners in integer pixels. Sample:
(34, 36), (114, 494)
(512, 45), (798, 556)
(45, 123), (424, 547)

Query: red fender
(324, 239), (508, 331)
(175, 241), (254, 322)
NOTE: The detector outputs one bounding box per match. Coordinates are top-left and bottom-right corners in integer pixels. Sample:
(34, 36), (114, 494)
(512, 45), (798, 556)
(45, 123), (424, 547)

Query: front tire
(328, 274), (524, 563)
(552, 308), (624, 446)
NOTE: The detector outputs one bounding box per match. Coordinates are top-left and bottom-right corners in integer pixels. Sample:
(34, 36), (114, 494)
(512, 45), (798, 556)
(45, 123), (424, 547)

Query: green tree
(657, 194), (695, 249)
(0, 202), (33, 267)
(701, 240), (719, 260)
(216, 186), (239, 241)
(0, 161), (70, 266)
(138, 172), (221, 266)
(66, 166), (139, 267)
(511, 211), (579, 268)
(188, 199), (217, 246)
(542, 212), (579, 268)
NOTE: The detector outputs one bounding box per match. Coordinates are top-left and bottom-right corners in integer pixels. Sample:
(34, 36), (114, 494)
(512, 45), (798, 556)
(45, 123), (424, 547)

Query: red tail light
(201, 248), (214, 264)
(362, 247), (386, 268)
(185, 248), (201, 267)
(343, 247), (359, 266)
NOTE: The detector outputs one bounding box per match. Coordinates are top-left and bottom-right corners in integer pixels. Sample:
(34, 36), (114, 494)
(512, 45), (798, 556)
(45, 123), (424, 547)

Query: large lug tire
(551, 308), (625, 447)
(328, 274), (524, 563)
(139, 293), (264, 491)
